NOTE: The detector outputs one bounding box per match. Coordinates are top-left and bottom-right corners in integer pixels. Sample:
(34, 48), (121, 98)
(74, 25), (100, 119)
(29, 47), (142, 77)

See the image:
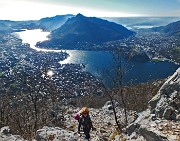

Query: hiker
(77, 107), (93, 140)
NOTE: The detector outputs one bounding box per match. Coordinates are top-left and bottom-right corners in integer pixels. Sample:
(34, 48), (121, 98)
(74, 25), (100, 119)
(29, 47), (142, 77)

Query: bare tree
(0, 60), (66, 139)
(99, 48), (132, 130)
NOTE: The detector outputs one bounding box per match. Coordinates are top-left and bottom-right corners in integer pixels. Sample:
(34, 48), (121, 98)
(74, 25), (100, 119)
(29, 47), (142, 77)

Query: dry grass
(71, 80), (164, 112)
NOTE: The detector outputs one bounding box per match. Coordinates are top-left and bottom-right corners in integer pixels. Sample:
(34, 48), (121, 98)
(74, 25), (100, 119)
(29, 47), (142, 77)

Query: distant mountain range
(37, 14), (135, 49)
(37, 14), (74, 31)
(0, 20), (37, 32)
(0, 15), (73, 32)
(0, 23), (10, 31)
(152, 20), (180, 36)
(104, 17), (180, 28)
(0, 14), (179, 51)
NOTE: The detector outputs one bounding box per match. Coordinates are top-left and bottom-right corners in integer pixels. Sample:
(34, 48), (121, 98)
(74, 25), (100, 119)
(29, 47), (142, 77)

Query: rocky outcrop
(126, 67), (180, 141)
(149, 67), (180, 120)
(0, 68), (179, 141)
(0, 126), (26, 141)
(33, 102), (138, 141)
(35, 126), (78, 141)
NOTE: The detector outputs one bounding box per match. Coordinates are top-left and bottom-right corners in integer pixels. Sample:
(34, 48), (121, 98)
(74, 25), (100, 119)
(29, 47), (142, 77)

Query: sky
(0, 0), (180, 21)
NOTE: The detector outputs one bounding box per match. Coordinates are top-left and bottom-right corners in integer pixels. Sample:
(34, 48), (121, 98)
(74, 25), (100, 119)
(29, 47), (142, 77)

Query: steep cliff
(126, 67), (180, 141)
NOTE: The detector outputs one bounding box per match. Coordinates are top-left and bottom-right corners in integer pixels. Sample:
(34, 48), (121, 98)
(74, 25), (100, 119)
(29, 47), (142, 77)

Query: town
(0, 32), (102, 98)
(41, 27), (180, 64)
(65, 29), (180, 64)
(0, 23), (180, 99)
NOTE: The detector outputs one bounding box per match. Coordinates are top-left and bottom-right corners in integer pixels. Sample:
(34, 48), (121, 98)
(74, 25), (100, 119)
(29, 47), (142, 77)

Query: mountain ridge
(53, 13), (135, 41)
(152, 20), (180, 36)
(37, 14), (74, 31)
(37, 13), (135, 50)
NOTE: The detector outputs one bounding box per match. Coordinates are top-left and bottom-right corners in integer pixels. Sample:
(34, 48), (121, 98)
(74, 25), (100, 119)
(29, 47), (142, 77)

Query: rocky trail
(0, 68), (180, 141)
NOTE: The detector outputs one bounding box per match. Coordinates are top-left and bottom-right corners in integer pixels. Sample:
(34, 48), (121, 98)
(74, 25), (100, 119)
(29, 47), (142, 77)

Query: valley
(0, 14), (179, 141)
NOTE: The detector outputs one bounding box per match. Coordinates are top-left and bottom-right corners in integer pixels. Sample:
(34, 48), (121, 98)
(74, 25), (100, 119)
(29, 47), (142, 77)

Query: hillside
(0, 15), (73, 32)
(0, 20), (37, 32)
(1, 67), (179, 141)
(37, 14), (74, 31)
(0, 23), (10, 31)
(37, 14), (135, 50)
(152, 20), (180, 36)
(163, 20), (180, 36)
(103, 17), (180, 28)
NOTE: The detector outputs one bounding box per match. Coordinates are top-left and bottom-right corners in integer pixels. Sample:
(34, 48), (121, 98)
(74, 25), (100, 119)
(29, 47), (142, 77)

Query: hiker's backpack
(74, 112), (80, 121)
(79, 115), (92, 129)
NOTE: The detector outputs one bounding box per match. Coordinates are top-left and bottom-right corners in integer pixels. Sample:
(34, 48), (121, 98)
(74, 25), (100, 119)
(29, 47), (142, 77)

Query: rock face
(0, 68), (179, 141)
(35, 126), (78, 141)
(126, 67), (180, 141)
(0, 126), (26, 141)
(149, 67), (180, 120)
(34, 102), (138, 141)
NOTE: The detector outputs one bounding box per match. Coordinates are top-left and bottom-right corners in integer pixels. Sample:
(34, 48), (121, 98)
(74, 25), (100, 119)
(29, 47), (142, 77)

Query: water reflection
(14, 29), (179, 85)
(15, 29), (65, 52)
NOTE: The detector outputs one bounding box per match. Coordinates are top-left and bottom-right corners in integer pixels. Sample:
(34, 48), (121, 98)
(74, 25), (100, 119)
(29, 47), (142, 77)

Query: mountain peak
(47, 15), (135, 49)
(75, 13), (86, 20)
(76, 13), (84, 17)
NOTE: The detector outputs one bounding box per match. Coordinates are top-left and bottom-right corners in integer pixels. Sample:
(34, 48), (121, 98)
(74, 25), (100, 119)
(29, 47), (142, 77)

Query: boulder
(1, 126), (11, 135)
(102, 100), (120, 111)
(130, 132), (138, 140)
(126, 123), (139, 135)
(0, 126), (25, 141)
(139, 125), (168, 141)
(163, 107), (174, 120)
(36, 126), (77, 141)
(124, 68), (180, 141)
(148, 93), (161, 110)
(149, 67), (180, 120)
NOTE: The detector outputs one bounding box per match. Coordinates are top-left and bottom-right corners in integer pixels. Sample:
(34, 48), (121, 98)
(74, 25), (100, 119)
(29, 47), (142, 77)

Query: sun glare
(0, 0), (74, 20)
(47, 70), (54, 77)
(0, 0), (143, 20)
(80, 9), (143, 17)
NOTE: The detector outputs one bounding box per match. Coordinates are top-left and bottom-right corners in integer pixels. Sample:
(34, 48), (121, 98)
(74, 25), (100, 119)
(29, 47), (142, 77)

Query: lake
(14, 29), (179, 86)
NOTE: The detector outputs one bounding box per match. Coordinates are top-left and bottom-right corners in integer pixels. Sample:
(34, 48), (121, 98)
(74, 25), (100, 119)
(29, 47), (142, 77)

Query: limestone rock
(126, 123), (140, 135)
(1, 126), (11, 135)
(0, 127), (26, 141)
(163, 107), (174, 120)
(126, 68), (180, 141)
(102, 100), (120, 111)
(35, 126), (77, 141)
(139, 125), (168, 141)
(149, 67), (180, 120)
(149, 93), (161, 110)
